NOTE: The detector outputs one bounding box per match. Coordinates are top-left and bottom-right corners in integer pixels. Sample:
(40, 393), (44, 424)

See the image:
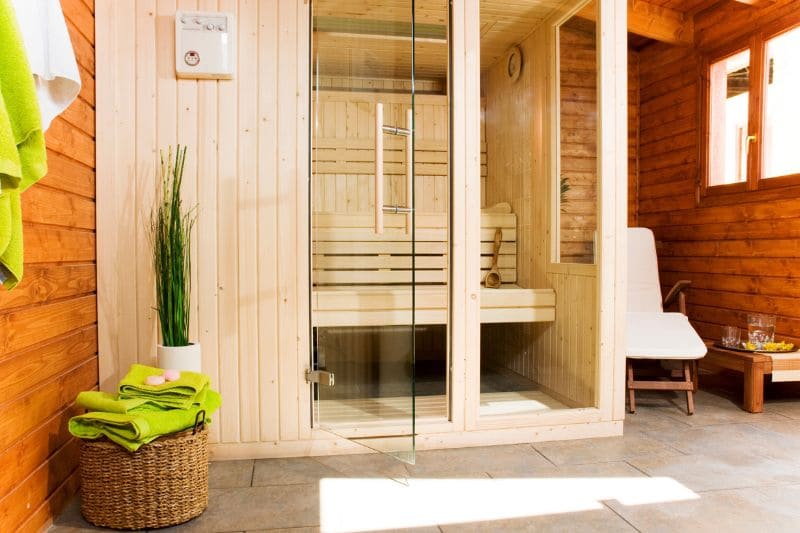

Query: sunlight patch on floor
(319, 476), (699, 532)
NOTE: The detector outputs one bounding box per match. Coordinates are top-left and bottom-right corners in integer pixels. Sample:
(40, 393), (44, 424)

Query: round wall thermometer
(506, 46), (522, 83)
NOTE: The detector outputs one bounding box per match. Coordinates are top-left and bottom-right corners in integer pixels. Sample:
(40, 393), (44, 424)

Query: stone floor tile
(640, 389), (788, 427)
(209, 459), (254, 489)
(408, 444), (550, 478)
(159, 485), (320, 532)
(487, 460), (647, 480)
(245, 526), (320, 533)
(606, 486), (800, 533)
(644, 422), (800, 460)
(629, 450), (800, 493)
(252, 457), (343, 486)
(48, 498), (108, 532)
(533, 433), (682, 466)
(623, 408), (691, 435)
(313, 451), (412, 480)
(437, 507), (636, 533)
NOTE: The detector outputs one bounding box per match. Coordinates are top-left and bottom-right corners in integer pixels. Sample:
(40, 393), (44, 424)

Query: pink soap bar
(163, 369), (181, 382)
(145, 374), (166, 386)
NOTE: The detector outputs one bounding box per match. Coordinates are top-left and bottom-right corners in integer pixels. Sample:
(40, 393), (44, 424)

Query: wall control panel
(175, 10), (235, 79)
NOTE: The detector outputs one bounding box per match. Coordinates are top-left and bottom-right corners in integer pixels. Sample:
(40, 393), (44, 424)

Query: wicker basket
(79, 426), (209, 530)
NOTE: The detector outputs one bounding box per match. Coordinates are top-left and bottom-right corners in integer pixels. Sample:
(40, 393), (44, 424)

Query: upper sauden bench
(311, 205), (555, 327)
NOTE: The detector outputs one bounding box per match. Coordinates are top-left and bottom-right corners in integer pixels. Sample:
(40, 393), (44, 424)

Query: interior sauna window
(478, 0), (598, 417)
(557, 11), (598, 265)
(310, 0), (450, 454)
(704, 23), (800, 193)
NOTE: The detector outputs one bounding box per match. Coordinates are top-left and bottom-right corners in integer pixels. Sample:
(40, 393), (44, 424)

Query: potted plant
(149, 145), (200, 371)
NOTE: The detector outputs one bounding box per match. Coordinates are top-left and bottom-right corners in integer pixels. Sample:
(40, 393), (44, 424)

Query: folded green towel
(0, 0), (48, 290)
(76, 391), (166, 414)
(118, 364), (210, 410)
(69, 389), (221, 452)
(77, 386), (211, 414)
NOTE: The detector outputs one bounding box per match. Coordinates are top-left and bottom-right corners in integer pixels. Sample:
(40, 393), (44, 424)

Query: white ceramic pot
(157, 343), (202, 372)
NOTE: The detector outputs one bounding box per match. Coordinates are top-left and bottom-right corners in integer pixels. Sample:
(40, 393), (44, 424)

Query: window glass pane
(708, 49), (750, 186)
(763, 26), (800, 179)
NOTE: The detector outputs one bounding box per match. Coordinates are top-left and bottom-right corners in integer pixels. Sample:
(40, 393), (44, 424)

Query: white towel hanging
(10, 0), (81, 132)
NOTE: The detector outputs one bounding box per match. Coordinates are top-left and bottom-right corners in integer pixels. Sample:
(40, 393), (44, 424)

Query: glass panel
(708, 49), (750, 186)
(477, 1), (597, 417)
(763, 26), (800, 179)
(310, 0), (450, 464)
(558, 5), (597, 264)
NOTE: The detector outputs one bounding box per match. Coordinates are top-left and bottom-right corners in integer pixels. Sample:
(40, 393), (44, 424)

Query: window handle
(747, 135), (757, 143)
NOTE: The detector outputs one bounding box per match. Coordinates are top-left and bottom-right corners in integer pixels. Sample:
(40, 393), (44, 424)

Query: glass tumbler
(721, 326), (741, 348)
(747, 313), (776, 349)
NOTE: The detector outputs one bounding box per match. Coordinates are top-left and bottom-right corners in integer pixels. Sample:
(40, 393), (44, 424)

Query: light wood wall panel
(636, 1), (800, 347)
(97, 0), (310, 447)
(0, 1), (97, 530)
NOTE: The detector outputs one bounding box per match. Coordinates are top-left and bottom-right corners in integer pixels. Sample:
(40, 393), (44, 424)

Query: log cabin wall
(636, 0), (800, 345)
(0, 0), (96, 530)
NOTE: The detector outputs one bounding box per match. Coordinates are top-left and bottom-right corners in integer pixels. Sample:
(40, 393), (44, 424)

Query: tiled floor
(51, 380), (800, 532)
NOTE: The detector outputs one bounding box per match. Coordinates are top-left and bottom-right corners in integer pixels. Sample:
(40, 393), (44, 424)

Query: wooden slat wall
(0, 1), (96, 530)
(636, 1), (800, 345)
(97, 1), (310, 447)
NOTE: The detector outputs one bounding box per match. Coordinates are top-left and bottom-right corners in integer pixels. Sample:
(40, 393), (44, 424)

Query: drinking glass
(747, 313), (776, 349)
(721, 325), (741, 348)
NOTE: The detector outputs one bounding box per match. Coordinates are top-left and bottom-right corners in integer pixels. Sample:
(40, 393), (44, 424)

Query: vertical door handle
(375, 103), (384, 235)
(405, 108), (413, 235)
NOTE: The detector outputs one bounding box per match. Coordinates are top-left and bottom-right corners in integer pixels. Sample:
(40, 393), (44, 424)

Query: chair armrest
(664, 280), (691, 314)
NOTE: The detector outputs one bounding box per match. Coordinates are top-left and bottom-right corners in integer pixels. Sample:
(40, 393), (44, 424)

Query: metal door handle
(374, 103), (414, 235)
(382, 205), (414, 214)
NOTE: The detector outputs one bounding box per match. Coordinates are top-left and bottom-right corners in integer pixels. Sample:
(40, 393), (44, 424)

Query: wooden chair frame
(626, 279), (700, 415)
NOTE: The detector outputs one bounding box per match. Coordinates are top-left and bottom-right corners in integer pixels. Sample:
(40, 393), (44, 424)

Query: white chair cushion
(626, 312), (707, 360)
(628, 228), (664, 313)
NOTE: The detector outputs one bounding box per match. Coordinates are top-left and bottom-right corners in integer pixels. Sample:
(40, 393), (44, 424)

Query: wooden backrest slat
(312, 207), (518, 286)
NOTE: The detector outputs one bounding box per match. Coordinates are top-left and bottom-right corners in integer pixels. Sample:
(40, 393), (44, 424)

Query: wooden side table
(702, 341), (800, 413)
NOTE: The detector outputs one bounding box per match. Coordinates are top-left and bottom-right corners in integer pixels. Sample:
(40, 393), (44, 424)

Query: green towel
(0, 0), (48, 289)
(76, 391), (167, 414)
(119, 364), (211, 410)
(69, 389), (221, 452)
(77, 387), (211, 414)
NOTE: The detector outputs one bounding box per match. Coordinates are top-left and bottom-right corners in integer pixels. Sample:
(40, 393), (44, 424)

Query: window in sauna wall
(704, 23), (800, 194)
(558, 14), (598, 265)
(478, 1), (599, 417)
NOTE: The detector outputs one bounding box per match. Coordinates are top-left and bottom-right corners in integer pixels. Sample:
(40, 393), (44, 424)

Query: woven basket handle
(193, 410), (206, 434)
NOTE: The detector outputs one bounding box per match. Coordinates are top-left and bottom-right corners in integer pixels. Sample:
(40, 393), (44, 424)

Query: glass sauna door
(310, 0), (423, 463)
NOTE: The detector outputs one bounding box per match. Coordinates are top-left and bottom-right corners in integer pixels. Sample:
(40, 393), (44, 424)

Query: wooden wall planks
(636, 1), (800, 346)
(0, 1), (96, 530)
(97, 0), (310, 447)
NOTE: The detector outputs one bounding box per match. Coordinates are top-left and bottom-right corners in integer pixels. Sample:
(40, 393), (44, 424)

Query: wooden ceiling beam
(578, 0), (694, 46)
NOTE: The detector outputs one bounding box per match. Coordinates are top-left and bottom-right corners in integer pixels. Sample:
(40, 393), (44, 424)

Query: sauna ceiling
(313, 0), (573, 80)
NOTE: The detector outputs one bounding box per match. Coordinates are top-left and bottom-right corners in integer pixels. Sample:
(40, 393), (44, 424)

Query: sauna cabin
(9, 0), (800, 528)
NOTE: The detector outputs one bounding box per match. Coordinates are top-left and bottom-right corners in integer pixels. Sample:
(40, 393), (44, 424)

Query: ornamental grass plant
(150, 145), (196, 347)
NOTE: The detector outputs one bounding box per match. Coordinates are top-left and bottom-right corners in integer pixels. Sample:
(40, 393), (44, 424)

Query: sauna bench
(312, 207), (555, 328)
(312, 285), (556, 327)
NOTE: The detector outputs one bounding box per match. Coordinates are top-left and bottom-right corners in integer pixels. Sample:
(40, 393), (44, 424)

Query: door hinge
(305, 369), (335, 386)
